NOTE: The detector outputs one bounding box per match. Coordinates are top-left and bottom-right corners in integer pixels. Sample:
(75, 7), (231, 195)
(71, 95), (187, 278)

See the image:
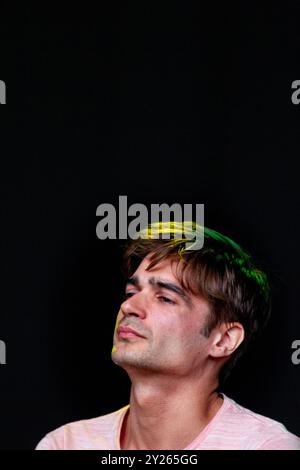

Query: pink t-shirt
(36, 394), (300, 450)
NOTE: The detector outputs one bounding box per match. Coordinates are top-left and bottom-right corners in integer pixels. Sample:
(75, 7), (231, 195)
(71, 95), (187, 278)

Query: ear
(209, 322), (245, 359)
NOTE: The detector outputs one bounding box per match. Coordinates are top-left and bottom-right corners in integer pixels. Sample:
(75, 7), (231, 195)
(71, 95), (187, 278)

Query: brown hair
(122, 222), (271, 382)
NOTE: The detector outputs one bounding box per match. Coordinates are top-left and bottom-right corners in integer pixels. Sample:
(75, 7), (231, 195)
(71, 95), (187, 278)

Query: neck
(120, 370), (223, 450)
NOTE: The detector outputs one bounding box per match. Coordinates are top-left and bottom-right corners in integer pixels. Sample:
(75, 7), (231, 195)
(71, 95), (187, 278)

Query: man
(36, 222), (300, 450)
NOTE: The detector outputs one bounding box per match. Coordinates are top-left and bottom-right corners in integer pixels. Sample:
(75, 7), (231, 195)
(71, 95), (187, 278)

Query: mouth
(117, 326), (146, 339)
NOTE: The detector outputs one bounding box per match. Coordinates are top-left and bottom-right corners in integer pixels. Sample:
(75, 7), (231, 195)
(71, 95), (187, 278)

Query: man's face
(111, 255), (213, 376)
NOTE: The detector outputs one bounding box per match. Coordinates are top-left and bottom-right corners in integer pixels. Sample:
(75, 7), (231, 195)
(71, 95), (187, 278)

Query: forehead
(133, 255), (181, 280)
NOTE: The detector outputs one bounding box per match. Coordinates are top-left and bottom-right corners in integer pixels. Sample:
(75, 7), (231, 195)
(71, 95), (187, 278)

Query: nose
(120, 292), (147, 319)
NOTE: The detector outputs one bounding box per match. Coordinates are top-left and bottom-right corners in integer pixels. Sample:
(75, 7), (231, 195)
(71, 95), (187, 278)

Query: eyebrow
(126, 276), (193, 307)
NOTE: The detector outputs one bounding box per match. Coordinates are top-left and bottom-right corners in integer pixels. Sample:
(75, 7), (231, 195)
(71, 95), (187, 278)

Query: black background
(1, 4), (300, 449)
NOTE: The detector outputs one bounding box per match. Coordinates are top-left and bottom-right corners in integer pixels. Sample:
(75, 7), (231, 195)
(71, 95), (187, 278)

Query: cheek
(178, 321), (206, 349)
(155, 318), (188, 345)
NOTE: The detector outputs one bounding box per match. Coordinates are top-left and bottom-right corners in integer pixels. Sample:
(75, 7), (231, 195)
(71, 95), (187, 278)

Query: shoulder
(220, 395), (300, 450)
(35, 405), (129, 450)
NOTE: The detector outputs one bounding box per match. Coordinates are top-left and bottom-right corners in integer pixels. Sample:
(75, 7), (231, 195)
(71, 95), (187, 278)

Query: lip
(117, 326), (145, 339)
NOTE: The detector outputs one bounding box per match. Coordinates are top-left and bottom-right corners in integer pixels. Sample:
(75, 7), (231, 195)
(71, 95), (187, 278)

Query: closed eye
(124, 291), (136, 299)
(123, 292), (175, 305)
(157, 296), (175, 305)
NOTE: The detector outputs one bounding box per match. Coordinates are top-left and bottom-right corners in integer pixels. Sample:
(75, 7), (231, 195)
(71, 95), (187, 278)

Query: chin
(112, 351), (147, 367)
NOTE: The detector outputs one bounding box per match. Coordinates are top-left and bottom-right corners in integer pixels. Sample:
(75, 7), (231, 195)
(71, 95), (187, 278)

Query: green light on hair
(137, 221), (270, 301)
